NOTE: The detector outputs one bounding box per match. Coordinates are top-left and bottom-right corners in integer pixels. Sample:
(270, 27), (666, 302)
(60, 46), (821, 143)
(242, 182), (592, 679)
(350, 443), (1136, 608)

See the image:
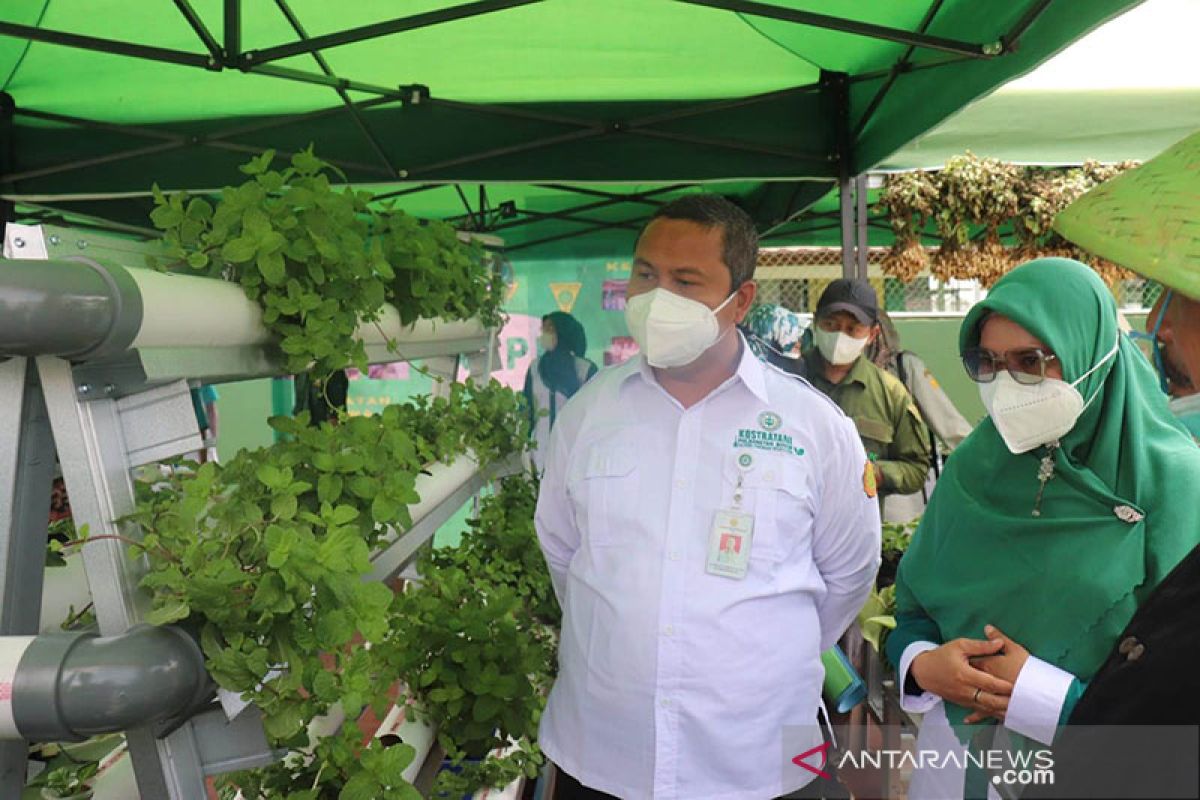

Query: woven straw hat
(1055, 130), (1200, 300)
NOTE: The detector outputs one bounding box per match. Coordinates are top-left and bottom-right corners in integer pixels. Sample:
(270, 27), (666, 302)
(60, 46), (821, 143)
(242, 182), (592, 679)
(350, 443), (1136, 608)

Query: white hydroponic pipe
(0, 256), (488, 362)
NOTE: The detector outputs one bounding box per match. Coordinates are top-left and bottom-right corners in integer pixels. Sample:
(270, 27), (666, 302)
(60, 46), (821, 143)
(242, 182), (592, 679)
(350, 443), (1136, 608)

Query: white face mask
(813, 327), (870, 365)
(624, 288), (737, 368)
(537, 332), (556, 353)
(978, 337), (1120, 454)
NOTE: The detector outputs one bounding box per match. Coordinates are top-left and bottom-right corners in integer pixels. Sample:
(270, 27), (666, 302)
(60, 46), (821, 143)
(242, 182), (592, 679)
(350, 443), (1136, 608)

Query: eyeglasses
(962, 347), (1059, 385)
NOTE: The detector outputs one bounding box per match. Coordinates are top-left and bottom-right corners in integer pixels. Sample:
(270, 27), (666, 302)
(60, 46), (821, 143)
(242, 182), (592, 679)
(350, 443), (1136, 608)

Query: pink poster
(605, 336), (640, 366)
(454, 313), (541, 390)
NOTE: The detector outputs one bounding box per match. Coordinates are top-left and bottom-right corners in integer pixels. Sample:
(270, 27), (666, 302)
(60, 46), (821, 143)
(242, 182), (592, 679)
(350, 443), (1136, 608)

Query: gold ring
(973, 687), (983, 704)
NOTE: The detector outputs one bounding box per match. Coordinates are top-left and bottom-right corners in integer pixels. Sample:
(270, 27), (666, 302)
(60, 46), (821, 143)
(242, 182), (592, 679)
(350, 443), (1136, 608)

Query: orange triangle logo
(550, 282), (582, 313)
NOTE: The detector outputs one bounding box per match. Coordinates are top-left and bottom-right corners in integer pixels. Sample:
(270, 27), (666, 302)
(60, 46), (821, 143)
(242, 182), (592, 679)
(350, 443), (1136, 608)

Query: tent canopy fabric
(0, 0), (1140, 254)
(884, 0), (1200, 169)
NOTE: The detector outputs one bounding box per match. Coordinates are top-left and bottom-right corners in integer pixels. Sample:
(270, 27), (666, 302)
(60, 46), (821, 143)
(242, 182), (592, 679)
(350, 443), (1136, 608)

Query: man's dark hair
(642, 194), (759, 289)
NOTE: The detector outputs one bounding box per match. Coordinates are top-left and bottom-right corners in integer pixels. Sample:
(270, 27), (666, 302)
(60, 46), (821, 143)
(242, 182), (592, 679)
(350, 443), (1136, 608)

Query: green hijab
(896, 258), (1200, 734)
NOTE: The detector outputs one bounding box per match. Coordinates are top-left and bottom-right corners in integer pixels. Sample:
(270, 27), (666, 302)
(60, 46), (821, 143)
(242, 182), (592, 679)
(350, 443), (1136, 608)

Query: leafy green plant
(390, 564), (550, 761)
(149, 149), (503, 378)
(876, 518), (918, 590)
(858, 584), (897, 654)
(120, 381), (527, 799)
(379, 209), (504, 330)
(404, 472), (556, 797)
(31, 758), (98, 799)
(429, 472), (559, 628)
(219, 729), (422, 800)
(876, 155), (1140, 287)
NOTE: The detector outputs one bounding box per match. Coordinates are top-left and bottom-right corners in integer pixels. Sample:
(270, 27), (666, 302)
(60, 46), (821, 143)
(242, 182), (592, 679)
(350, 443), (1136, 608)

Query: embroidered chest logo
(733, 411), (805, 456)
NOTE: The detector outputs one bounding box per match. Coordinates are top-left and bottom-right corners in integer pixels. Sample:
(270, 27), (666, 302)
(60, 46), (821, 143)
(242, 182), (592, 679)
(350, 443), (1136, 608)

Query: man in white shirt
(535, 195), (882, 800)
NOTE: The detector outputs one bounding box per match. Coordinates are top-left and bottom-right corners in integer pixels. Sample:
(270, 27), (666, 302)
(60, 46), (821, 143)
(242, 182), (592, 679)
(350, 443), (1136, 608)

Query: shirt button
(660, 698), (671, 708)
(668, 550), (681, 561)
(664, 625), (675, 636)
(1118, 636), (1140, 655)
(1126, 643), (1146, 662)
(675, 478), (686, 489)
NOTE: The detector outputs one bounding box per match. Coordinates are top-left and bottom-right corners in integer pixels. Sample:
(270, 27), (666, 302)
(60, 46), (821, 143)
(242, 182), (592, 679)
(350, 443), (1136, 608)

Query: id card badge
(706, 508), (754, 579)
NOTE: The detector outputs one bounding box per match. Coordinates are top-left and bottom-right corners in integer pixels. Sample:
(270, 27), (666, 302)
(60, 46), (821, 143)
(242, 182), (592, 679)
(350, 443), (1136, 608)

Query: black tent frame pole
(242, 0), (544, 66)
(534, 184), (676, 207)
(853, 0), (1051, 138)
(372, 184), (444, 202)
(506, 213), (654, 252)
(821, 70), (858, 280)
(172, 0), (223, 62)
(672, 0), (999, 58)
(3, 101), (399, 184)
(272, 0), (398, 176)
(853, 0), (946, 139)
(485, 185), (696, 233)
(0, 21), (213, 69)
(224, 0), (241, 64)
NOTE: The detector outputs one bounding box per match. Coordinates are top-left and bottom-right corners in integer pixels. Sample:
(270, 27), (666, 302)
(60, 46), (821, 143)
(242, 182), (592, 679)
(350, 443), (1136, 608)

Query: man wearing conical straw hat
(1022, 131), (1200, 799)
(1055, 130), (1200, 437)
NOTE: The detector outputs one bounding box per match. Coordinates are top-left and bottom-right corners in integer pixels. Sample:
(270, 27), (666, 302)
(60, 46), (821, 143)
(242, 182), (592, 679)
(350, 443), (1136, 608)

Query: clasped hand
(909, 625), (1030, 723)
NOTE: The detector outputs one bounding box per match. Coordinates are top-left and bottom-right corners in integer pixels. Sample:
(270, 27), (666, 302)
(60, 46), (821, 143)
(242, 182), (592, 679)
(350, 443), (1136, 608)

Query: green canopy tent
(0, 0), (1142, 259)
(885, 0), (1200, 169)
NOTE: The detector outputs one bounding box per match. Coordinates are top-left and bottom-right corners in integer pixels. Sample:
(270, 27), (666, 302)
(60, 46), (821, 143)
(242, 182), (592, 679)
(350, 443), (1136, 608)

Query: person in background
(866, 311), (974, 522)
(523, 311), (598, 472)
(802, 279), (931, 499)
(887, 258), (1200, 799)
(1137, 286), (1200, 438)
(535, 194), (880, 800)
(190, 383), (220, 463)
(741, 302), (809, 378)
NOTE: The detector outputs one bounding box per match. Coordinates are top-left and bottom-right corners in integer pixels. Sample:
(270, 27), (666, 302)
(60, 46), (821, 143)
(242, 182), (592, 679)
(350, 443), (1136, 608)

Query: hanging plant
(877, 153), (1140, 287)
(379, 209), (505, 331)
(877, 171), (938, 281)
(932, 153), (1022, 282)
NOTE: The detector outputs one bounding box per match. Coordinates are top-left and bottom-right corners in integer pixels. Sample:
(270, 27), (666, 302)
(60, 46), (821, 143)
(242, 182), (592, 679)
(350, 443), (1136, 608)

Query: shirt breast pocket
(722, 452), (817, 565)
(568, 441), (642, 547)
(719, 452), (793, 564)
(852, 415), (893, 458)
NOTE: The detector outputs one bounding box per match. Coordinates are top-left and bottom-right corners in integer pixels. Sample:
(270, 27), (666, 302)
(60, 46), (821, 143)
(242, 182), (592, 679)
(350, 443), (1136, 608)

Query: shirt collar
(624, 332), (771, 404)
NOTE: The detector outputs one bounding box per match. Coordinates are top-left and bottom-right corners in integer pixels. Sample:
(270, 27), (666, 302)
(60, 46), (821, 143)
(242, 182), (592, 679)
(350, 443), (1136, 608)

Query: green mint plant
(121, 381), (526, 799)
(149, 149), (504, 377)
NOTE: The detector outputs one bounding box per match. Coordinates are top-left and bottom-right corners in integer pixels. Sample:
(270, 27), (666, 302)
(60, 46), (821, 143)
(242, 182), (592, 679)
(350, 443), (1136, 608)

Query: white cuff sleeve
(1005, 655), (1075, 745)
(898, 640), (942, 714)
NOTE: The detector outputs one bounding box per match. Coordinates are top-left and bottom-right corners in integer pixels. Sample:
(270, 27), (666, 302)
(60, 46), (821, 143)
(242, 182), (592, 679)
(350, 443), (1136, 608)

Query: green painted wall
(215, 378), (277, 463)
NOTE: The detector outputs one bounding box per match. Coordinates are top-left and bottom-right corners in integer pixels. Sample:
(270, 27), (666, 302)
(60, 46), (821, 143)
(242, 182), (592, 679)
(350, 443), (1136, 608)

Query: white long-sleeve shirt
(535, 338), (881, 800)
(898, 641), (1077, 800)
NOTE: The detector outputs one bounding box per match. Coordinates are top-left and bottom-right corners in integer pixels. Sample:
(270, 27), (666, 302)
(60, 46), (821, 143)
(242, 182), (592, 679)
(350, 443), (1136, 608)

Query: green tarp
(0, 0), (1141, 252)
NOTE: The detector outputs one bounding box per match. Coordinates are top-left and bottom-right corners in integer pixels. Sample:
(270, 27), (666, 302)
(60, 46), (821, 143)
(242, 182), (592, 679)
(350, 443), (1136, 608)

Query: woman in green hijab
(886, 258), (1200, 799)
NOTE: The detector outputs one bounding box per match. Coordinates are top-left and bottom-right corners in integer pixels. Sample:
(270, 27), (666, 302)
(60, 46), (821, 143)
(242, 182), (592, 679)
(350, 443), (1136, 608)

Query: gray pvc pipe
(10, 625), (209, 742)
(0, 256), (142, 360)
